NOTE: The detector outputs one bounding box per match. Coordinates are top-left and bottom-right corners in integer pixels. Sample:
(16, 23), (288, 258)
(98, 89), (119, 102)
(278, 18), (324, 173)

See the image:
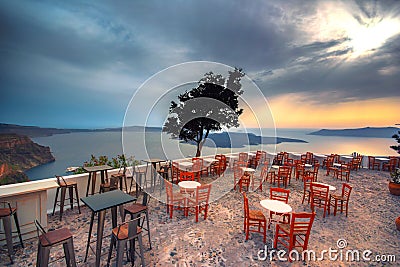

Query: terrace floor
(1, 168), (399, 266)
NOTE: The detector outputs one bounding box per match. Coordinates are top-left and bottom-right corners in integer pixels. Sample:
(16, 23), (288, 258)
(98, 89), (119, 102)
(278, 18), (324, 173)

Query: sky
(1, 0), (400, 129)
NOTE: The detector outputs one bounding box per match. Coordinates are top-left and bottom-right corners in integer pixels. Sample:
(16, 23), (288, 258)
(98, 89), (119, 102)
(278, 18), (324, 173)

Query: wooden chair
(191, 159), (202, 182)
(249, 150), (262, 169)
(273, 166), (291, 188)
(233, 166), (244, 190)
(328, 183), (352, 217)
(186, 184), (212, 222)
(124, 192), (151, 249)
(34, 220), (77, 267)
(268, 188), (290, 229)
(52, 175), (81, 221)
(0, 201), (24, 264)
(179, 171), (195, 182)
(368, 156), (380, 170)
(335, 163), (350, 181)
(100, 174), (119, 193)
(383, 157), (398, 172)
(295, 162), (306, 181)
(304, 163), (319, 182)
(301, 176), (314, 204)
(256, 165), (269, 191)
(349, 157), (361, 171)
(242, 192), (267, 243)
(165, 180), (186, 218)
(213, 154), (227, 176)
(171, 162), (180, 184)
(273, 152), (284, 166)
(301, 152), (313, 165)
(106, 214), (145, 267)
(238, 152), (249, 166)
(310, 183), (330, 218)
(273, 212), (315, 259)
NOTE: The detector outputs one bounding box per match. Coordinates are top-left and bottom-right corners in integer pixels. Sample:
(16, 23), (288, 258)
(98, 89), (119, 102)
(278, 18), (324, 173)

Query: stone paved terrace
(1, 167), (400, 266)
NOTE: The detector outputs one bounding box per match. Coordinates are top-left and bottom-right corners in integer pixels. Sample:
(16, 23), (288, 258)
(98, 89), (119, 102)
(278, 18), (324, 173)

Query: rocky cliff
(0, 133), (55, 185)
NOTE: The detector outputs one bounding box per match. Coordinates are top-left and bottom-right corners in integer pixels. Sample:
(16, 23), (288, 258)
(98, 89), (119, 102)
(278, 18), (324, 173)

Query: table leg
(86, 172), (92, 197)
(111, 206), (118, 228)
(84, 211), (95, 262)
(91, 172), (97, 196)
(95, 210), (106, 267)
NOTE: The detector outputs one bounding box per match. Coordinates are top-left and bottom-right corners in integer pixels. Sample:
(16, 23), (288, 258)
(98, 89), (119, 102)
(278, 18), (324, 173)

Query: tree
(163, 68), (245, 157)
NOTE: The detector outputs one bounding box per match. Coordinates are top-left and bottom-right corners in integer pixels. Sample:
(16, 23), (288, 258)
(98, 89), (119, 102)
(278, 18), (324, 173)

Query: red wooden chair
(368, 156), (380, 170)
(295, 162), (306, 180)
(383, 157), (398, 172)
(304, 163), (319, 182)
(171, 162), (180, 184)
(328, 183), (352, 217)
(191, 159), (202, 182)
(310, 183), (330, 218)
(179, 171), (195, 182)
(268, 187), (290, 229)
(242, 192), (267, 243)
(233, 166), (244, 190)
(273, 166), (291, 188)
(273, 212), (315, 260)
(336, 163), (350, 181)
(301, 176), (314, 204)
(256, 165), (269, 191)
(165, 180), (186, 218)
(186, 184), (212, 222)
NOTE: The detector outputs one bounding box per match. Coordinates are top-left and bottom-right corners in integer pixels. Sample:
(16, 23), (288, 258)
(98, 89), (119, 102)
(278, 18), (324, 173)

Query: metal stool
(107, 214), (145, 267)
(129, 163), (148, 197)
(34, 220), (77, 267)
(123, 191), (151, 249)
(52, 175), (81, 221)
(0, 201), (24, 264)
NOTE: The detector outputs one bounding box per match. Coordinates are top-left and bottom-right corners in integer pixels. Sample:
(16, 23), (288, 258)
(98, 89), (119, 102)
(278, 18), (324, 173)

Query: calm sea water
(25, 128), (399, 181)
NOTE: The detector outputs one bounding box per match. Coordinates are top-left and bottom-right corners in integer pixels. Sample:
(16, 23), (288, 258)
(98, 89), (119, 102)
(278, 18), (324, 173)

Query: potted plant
(389, 168), (400, 195)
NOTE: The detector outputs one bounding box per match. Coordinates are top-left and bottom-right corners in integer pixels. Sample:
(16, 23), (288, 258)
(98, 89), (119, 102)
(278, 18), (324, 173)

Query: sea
(25, 128), (399, 181)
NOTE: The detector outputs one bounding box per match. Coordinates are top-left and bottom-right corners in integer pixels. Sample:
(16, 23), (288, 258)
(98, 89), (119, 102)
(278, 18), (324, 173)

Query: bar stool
(52, 175), (81, 221)
(107, 214), (146, 267)
(0, 201), (24, 263)
(123, 191), (152, 249)
(129, 162), (148, 196)
(34, 220), (77, 267)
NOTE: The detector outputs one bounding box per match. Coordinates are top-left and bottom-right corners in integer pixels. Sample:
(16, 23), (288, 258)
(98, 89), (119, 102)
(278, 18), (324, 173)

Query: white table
(203, 158), (218, 165)
(314, 154), (327, 158)
(312, 182), (336, 191)
(178, 181), (201, 189)
(260, 199), (292, 214)
(178, 161), (194, 170)
(376, 157), (390, 161)
(333, 163), (342, 167)
(341, 155), (353, 162)
(305, 164), (313, 169)
(241, 167), (256, 173)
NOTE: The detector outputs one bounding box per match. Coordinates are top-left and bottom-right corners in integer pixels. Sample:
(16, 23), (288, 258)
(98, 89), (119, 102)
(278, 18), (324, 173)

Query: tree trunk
(195, 143), (201, 157)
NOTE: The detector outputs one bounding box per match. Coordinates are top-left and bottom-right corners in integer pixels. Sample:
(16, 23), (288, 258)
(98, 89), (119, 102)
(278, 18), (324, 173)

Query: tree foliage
(163, 68), (245, 156)
(390, 131), (400, 154)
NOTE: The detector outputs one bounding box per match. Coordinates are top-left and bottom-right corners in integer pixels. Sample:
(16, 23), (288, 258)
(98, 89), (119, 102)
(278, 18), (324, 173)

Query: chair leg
(63, 242), (71, 267)
(138, 235), (146, 267)
(116, 240), (127, 267)
(41, 247), (51, 267)
(13, 212), (24, 248)
(107, 235), (116, 267)
(145, 210), (152, 249)
(2, 216), (14, 263)
(65, 238), (77, 267)
(52, 187), (60, 216)
(74, 185), (81, 214)
(60, 187), (67, 221)
(68, 187), (74, 210)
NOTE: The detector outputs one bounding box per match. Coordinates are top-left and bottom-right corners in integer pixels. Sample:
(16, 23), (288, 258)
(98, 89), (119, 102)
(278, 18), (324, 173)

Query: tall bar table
(84, 165), (113, 196)
(81, 190), (136, 267)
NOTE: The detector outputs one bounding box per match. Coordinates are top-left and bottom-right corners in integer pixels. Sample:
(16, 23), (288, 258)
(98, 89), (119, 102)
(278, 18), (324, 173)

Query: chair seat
(0, 207), (16, 218)
(249, 210), (266, 221)
(331, 194), (346, 201)
(59, 181), (78, 187)
(112, 225), (142, 240)
(124, 203), (147, 214)
(39, 228), (73, 247)
(278, 223), (308, 235)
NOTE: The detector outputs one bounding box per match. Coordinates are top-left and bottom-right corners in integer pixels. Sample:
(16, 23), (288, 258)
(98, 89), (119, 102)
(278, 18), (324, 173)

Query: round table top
(241, 167), (256, 172)
(305, 164), (313, 168)
(178, 181), (201, 189)
(260, 199), (292, 213)
(333, 163), (342, 167)
(312, 182), (336, 191)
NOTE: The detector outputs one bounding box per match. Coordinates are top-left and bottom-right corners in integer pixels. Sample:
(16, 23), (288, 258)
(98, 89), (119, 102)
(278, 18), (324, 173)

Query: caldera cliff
(0, 133), (55, 185)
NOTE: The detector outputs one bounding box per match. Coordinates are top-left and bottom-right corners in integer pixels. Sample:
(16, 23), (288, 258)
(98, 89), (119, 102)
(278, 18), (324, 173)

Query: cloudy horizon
(1, 0), (400, 129)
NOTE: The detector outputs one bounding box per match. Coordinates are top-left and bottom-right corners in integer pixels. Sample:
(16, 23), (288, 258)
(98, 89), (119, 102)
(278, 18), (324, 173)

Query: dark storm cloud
(0, 0), (399, 127)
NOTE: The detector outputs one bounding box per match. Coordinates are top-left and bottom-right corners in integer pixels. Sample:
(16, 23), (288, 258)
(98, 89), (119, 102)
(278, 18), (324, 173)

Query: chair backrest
(389, 157), (398, 167)
(239, 152), (248, 162)
(270, 187), (290, 203)
(242, 192), (249, 220)
(34, 219), (52, 245)
(341, 183), (352, 200)
(303, 176), (314, 191)
(310, 183), (329, 201)
(116, 214), (144, 241)
(235, 160), (247, 168)
(141, 191), (149, 206)
(179, 171), (194, 181)
(55, 175), (67, 186)
(234, 166), (244, 180)
(134, 161), (148, 174)
(172, 162), (180, 180)
(288, 212), (315, 247)
(192, 159), (202, 172)
(278, 165), (291, 178)
(195, 184), (212, 205)
(165, 180), (173, 202)
(109, 175), (119, 190)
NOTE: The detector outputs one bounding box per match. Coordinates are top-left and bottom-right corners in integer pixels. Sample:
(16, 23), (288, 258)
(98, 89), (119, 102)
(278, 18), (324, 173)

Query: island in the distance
(308, 126), (399, 138)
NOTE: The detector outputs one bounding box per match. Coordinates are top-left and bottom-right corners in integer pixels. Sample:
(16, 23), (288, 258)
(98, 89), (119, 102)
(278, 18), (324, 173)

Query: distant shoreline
(308, 127), (399, 138)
